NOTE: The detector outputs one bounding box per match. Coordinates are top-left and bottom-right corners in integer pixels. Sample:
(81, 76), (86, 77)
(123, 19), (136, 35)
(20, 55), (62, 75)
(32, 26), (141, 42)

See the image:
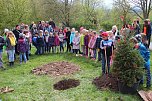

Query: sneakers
(76, 54), (79, 57)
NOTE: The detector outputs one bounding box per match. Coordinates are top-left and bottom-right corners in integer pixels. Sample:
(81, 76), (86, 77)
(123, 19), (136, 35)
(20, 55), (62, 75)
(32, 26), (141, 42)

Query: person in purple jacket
(48, 32), (55, 53)
(17, 33), (27, 64)
(84, 30), (89, 57)
(54, 32), (60, 53)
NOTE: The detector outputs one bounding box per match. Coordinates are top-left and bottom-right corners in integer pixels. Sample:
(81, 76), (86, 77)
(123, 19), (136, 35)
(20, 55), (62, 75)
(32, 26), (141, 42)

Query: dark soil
(93, 74), (119, 91)
(32, 61), (80, 76)
(53, 79), (80, 90)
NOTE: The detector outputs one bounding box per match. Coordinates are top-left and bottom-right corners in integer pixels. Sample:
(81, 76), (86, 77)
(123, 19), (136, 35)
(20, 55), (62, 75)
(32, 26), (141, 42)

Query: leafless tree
(129, 0), (152, 19)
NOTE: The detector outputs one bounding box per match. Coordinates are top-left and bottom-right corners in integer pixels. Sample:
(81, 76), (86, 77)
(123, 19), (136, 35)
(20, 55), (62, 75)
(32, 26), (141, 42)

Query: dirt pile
(53, 79), (80, 90)
(93, 74), (119, 91)
(32, 61), (80, 76)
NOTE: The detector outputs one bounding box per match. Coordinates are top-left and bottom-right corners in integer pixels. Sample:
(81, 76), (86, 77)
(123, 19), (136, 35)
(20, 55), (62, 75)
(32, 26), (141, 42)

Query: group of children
(0, 18), (151, 88)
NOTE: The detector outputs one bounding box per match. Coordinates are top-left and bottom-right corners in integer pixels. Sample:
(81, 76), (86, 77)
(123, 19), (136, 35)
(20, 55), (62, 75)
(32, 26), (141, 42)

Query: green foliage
(112, 33), (144, 87)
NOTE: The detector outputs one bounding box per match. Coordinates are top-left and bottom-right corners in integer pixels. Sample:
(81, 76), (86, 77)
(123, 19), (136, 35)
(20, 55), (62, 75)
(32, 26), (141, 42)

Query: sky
(104, 0), (113, 8)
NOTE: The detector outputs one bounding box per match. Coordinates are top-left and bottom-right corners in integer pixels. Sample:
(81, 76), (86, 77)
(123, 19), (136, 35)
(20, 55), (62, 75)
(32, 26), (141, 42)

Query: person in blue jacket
(134, 34), (151, 88)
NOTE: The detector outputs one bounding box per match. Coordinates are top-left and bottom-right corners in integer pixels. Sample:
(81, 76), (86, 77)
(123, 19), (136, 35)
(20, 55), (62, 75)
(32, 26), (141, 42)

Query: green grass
(0, 48), (151, 101)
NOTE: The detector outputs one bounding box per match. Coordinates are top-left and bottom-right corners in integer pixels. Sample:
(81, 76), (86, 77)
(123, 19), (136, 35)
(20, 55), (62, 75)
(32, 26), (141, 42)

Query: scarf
(9, 37), (16, 46)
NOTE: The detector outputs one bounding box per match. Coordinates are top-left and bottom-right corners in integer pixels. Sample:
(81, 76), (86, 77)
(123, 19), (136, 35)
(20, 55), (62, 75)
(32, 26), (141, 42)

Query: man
(13, 25), (22, 55)
(49, 18), (56, 31)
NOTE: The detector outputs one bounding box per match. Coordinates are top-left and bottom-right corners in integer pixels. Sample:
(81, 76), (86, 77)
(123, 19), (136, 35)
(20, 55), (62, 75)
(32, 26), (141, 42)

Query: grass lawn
(0, 48), (151, 101)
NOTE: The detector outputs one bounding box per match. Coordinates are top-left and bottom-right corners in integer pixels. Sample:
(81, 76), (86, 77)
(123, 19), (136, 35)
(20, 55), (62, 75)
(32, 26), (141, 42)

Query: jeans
(7, 50), (15, 62)
(101, 54), (111, 74)
(38, 46), (44, 55)
(93, 49), (96, 59)
(98, 49), (101, 61)
(60, 42), (64, 52)
(20, 52), (27, 63)
(140, 60), (151, 87)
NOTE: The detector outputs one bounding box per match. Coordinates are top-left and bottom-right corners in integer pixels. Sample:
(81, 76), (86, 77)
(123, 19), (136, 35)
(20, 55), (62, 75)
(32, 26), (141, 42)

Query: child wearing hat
(100, 32), (114, 74)
(72, 31), (80, 56)
(133, 34), (151, 88)
(17, 33), (27, 64)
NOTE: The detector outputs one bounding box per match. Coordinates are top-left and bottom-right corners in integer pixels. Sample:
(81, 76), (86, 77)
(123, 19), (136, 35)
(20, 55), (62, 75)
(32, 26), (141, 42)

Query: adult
(132, 20), (140, 35)
(112, 25), (119, 36)
(49, 18), (56, 31)
(13, 25), (21, 55)
(143, 19), (151, 48)
(66, 27), (71, 52)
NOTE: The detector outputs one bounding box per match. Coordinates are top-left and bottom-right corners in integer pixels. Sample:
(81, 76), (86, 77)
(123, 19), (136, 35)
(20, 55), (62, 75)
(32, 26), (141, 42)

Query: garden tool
(104, 47), (108, 74)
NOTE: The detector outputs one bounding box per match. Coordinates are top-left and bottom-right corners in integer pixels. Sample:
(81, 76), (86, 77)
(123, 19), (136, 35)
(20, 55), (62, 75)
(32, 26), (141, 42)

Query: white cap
(4, 29), (9, 33)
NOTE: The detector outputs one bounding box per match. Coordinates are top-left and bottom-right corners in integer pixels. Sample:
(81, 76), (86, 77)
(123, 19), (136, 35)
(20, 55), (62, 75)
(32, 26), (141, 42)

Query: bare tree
(129, 0), (152, 19)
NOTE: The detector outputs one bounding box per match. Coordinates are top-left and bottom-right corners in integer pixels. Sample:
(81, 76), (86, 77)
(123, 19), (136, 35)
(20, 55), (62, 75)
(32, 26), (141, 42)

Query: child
(37, 30), (45, 55)
(108, 31), (115, 41)
(70, 28), (76, 53)
(24, 31), (30, 60)
(6, 31), (16, 66)
(80, 29), (85, 56)
(95, 30), (103, 61)
(54, 32), (60, 53)
(48, 32), (55, 53)
(100, 32), (114, 74)
(134, 34), (151, 88)
(17, 33), (27, 64)
(32, 32), (39, 55)
(73, 31), (80, 56)
(84, 30), (89, 57)
(59, 33), (64, 53)
(0, 35), (5, 69)
(44, 30), (50, 53)
(88, 31), (97, 60)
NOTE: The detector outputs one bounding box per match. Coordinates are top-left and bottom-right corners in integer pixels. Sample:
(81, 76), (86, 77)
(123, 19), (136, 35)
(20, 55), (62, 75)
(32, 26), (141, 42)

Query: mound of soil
(32, 61), (80, 76)
(93, 74), (119, 91)
(53, 79), (80, 90)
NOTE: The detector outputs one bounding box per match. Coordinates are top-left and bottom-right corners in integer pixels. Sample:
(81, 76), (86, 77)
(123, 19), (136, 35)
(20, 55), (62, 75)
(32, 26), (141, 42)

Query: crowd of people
(0, 17), (151, 88)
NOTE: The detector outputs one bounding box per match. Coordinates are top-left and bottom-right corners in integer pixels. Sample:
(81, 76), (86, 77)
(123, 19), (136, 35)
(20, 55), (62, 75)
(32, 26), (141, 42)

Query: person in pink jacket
(54, 32), (60, 53)
(88, 31), (97, 60)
